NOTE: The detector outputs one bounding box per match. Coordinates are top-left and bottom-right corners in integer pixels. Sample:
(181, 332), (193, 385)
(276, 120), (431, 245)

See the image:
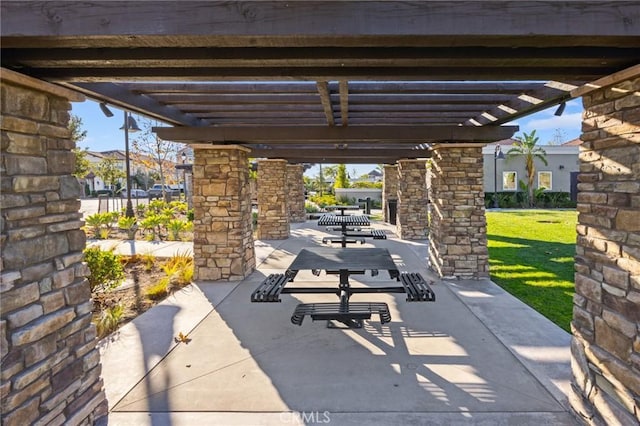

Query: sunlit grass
(486, 210), (577, 332)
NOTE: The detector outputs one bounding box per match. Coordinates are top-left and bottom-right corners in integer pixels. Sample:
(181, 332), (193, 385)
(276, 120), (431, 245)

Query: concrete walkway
(96, 221), (577, 426)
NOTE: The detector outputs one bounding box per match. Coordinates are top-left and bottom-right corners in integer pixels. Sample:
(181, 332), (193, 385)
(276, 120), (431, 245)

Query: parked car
(120, 188), (148, 199)
(95, 187), (115, 196)
(148, 184), (180, 199)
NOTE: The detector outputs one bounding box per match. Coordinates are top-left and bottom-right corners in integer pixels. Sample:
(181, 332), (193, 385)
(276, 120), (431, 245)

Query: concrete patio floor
(97, 221), (577, 425)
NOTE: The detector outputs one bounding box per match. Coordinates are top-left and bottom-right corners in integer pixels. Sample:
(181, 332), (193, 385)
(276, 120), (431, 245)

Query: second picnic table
(318, 214), (386, 247)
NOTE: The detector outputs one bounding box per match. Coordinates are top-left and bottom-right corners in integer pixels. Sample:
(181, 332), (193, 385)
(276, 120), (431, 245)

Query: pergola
(1, 2), (639, 425)
(2, 1), (638, 163)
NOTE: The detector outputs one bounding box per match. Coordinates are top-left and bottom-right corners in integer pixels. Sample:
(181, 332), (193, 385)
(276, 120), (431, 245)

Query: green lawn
(486, 210), (577, 332)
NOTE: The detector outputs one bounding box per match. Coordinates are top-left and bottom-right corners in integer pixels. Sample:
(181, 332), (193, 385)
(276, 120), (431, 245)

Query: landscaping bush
(309, 194), (337, 208)
(484, 191), (573, 209)
(85, 211), (119, 239)
(167, 219), (189, 241)
(84, 246), (125, 292)
(146, 278), (170, 300)
(96, 304), (124, 338)
(305, 201), (320, 213)
(351, 181), (383, 189)
(117, 216), (138, 240)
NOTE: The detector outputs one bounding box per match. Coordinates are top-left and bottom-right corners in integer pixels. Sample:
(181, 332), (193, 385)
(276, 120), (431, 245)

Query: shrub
(84, 246), (125, 292)
(148, 199), (167, 215)
(167, 219), (188, 241)
(96, 304), (124, 338)
(85, 212), (118, 239)
(169, 200), (188, 214)
(305, 201), (320, 213)
(135, 203), (147, 217)
(117, 216), (138, 240)
(187, 209), (194, 221)
(163, 251), (194, 287)
(351, 181), (383, 189)
(141, 251), (156, 272)
(146, 277), (170, 300)
(140, 214), (164, 241)
(309, 194), (337, 208)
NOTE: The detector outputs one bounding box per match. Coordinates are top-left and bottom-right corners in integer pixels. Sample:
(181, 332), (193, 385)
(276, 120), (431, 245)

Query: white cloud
(522, 111), (582, 132)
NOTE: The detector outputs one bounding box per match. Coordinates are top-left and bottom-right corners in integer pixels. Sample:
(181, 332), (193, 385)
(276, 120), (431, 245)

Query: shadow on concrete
(105, 225), (574, 425)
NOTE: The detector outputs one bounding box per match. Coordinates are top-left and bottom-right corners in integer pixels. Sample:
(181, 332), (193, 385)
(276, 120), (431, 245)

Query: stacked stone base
(192, 145), (255, 281)
(570, 79), (639, 424)
(1, 70), (107, 425)
(429, 145), (488, 279)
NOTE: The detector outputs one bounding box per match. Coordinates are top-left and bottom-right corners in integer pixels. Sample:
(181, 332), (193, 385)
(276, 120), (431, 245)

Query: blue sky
(71, 98), (583, 178)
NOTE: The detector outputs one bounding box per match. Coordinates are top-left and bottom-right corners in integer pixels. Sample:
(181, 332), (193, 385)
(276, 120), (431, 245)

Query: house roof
(562, 138), (584, 146)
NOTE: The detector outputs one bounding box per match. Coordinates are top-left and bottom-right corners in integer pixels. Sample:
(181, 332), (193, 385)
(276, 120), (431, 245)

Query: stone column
(192, 145), (255, 281)
(257, 159), (290, 239)
(570, 78), (640, 425)
(0, 70), (107, 425)
(397, 159), (428, 239)
(382, 164), (399, 223)
(287, 164), (306, 223)
(429, 144), (488, 279)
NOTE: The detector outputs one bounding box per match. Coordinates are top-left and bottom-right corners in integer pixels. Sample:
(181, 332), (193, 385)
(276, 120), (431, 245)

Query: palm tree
(507, 130), (548, 207)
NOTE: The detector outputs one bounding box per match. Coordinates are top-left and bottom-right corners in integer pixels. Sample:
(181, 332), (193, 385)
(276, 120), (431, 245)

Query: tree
(549, 128), (566, 145)
(69, 114), (87, 145)
(507, 130), (548, 207)
(132, 117), (184, 199)
(72, 147), (91, 179)
(334, 164), (350, 189)
(95, 157), (125, 192)
(68, 114), (91, 179)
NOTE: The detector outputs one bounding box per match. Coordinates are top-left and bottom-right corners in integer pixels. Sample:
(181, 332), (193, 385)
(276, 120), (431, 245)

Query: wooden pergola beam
(3, 2), (637, 46)
(154, 125), (518, 143)
(69, 82), (206, 126)
(16, 66), (622, 83)
(248, 148), (426, 159)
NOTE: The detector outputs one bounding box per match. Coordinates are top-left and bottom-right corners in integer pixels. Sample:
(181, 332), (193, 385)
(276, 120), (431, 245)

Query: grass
(486, 209), (577, 332)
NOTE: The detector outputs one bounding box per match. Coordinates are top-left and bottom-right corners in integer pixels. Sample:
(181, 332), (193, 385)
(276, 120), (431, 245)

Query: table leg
(326, 270), (363, 328)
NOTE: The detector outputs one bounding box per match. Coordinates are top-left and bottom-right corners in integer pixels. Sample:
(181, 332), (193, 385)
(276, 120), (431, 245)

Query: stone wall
(429, 145), (488, 279)
(396, 160), (428, 239)
(382, 165), (399, 223)
(257, 159), (290, 239)
(286, 164), (306, 223)
(192, 145), (255, 281)
(1, 71), (107, 425)
(570, 78), (640, 425)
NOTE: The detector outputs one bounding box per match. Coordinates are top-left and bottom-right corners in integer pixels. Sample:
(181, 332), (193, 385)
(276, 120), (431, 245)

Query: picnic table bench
(250, 247), (435, 328)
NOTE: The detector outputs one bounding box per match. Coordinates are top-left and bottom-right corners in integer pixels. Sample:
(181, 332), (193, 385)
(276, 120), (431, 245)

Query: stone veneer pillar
(396, 160), (428, 239)
(1, 70), (107, 425)
(382, 165), (399, 223)
(287, 164), (306, 223)
(429, 144), (488, 279)
(192, 145), (255, 281)
(570, 78), (640, 425)
(257, 159), (290, 239)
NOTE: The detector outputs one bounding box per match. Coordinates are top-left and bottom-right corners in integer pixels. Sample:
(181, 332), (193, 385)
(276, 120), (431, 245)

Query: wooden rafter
(339, 80), (349, 126)
(316, 81), (335, 126)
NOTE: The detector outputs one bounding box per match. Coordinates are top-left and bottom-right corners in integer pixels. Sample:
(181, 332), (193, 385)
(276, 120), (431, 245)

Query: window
(502, 171), (517, 191)
(538, 171), (552, 191)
